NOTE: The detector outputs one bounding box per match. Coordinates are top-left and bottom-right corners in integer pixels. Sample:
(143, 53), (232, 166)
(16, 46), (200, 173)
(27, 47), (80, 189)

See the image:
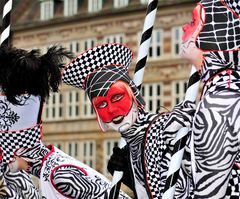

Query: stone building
(2, 0), (199, 197)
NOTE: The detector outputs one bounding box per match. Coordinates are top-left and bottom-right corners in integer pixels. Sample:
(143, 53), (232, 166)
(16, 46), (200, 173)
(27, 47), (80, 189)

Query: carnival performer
(0, 45), (72, 198)
(181, 0), (240, 198)
(62, 43), (198, 198)
(0, 45), (131, 199)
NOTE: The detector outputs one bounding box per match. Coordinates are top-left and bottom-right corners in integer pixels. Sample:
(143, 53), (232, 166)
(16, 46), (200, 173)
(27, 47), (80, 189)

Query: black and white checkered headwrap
(62, 43), (133, 89)
(196, 0), (240, 51)
(85, 65), (145, 107)
(0, 123), (42, 164)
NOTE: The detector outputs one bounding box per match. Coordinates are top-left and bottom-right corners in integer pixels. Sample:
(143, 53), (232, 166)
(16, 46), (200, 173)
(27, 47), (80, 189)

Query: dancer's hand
(107, 146), (128, 174)
(8, 156), (29, 173)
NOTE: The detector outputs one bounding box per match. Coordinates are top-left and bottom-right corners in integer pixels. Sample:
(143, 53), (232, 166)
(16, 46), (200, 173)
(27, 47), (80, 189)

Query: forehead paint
(92, 81), (133, 123)
(182, 5), (202, 43)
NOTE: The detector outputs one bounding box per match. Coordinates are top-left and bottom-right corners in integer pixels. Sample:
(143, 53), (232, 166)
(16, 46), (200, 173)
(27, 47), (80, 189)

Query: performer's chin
(118, 123), (131, 133)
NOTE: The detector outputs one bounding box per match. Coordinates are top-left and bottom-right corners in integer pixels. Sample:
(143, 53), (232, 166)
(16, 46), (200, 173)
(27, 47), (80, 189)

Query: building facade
(6, 0), (198, 196)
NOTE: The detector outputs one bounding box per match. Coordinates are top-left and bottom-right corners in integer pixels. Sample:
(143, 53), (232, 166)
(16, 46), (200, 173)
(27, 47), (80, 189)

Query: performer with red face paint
(181, 0), (240, 198)
(62, 43), (198, 198)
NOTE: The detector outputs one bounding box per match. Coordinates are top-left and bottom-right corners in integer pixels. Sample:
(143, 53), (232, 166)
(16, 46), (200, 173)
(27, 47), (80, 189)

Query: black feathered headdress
(0, 45), (73, 104)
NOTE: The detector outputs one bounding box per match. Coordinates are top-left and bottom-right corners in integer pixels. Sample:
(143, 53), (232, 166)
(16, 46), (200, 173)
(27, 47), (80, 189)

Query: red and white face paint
(92, 81), (138, 132)
(181, 5), (205, 69)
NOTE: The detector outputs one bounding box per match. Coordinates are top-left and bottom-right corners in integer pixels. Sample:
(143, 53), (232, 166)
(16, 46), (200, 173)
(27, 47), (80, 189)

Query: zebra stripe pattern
(52, 166), (109, 198)
(162, 66), (200, 199)
(110, 0), (158, 197)
(0, 0), (12, 46)
(133, 0), (158, 89)
(193, 70), (240, 198)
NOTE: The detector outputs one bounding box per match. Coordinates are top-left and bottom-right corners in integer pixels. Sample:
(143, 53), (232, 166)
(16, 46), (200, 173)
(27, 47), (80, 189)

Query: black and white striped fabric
(120, 101), (196, 198)
(15, 144), (131, 199)
(199, 51), (240, 81)
(0, 123), (42, 164)
(196, 0), (240, 51)
(62, 43), (133, 89)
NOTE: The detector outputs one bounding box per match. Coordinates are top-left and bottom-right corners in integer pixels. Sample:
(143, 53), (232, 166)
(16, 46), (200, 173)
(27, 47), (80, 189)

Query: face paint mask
(92, 81), (138, 132)
(180, 5), (205, 68)
(107, 102), (138, 132)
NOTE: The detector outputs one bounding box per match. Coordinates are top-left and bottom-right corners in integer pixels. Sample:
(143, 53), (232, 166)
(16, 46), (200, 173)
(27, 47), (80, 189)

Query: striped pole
(0, 0), (12, 196)
(0, 0), (12, 46)
(133, 0), (158, 89)
(109, 1), (158, 198)
(162, 66), (200, 199)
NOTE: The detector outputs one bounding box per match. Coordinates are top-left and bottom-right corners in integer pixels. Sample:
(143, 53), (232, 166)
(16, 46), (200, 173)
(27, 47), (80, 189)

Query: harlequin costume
(62, 42), (240, 198)
(0, 45), (131, 199)
(0, 45), (71, 198)
(14, 143), (131, 199)
(62, 43), (195, 198)
(181, 0), (240, 198)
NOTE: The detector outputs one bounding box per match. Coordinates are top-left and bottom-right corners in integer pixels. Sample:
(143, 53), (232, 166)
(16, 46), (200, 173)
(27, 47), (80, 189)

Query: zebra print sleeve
(163, 100), (196, 145)
(0, 163), (23, 199)
(3, 167), (40, 199)
(51, 165), (109, 199)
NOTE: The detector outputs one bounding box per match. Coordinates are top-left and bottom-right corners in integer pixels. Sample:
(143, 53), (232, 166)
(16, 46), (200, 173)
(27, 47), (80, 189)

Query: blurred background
(0, 0), (201, 197)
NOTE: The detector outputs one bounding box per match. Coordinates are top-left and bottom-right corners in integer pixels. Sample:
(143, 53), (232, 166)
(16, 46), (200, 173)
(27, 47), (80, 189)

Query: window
(141, 83), (163, 112)
(172, 80), (188, 105)
(67, 38), (96, 55)
(79, 141), (96, 168)
(103, 139), (120, 176)
(104, 34), (124, 43)
(40, 0), (54, 20)
(67, 142), (79, 158)
(140, 0), (148, 4)
(66, 90), (80, 119)
(172, 26), (183, 56)
(52, 142), (64, 151)
(64, 0), (78, 16)
(69, 41), (80, 54)
(81, 92), (95, 118)
(44, 92), (64, 121)
(84, 38), (96, 51)
(88, 0), (102, 13)
(114, 0), (129, 8)
(139, 29), (163, 59)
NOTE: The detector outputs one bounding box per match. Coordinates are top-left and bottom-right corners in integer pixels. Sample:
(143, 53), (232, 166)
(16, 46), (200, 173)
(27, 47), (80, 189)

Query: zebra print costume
(191, 0), (240, 197)
(119, 101), (195, 199)
(116, 101), (240, 199)
(193, 53), (240, 198)
(0, 94), (42, 199)
(62, 42), (240, 198)
(14, 143), (131, 199)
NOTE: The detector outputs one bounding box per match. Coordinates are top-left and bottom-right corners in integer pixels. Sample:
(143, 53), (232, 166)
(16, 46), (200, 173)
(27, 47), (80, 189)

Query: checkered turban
(62, 43), (145, 107)
(196, 0), (240, 51)
(85, 65), (145, 107)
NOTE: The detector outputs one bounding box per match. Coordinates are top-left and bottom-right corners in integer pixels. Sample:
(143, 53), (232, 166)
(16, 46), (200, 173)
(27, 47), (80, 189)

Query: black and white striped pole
(109, 1), (158, 198)
(162, 65), (200, 199)
(0, 0), (12, 46)
(133, 0), (158, 89)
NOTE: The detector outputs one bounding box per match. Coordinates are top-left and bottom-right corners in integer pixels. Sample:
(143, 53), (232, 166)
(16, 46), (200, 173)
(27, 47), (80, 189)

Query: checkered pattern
(226, 164), (240, 197)
(196, 0), (240, 51)
(0, 123), (42, 164)
(62, 43), (133, 90)
(224, 0), (240, 15)
(144, 113), (171, 198)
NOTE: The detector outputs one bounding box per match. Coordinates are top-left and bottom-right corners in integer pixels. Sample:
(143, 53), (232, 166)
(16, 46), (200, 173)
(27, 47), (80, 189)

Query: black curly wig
(0, 45), (73, 104)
